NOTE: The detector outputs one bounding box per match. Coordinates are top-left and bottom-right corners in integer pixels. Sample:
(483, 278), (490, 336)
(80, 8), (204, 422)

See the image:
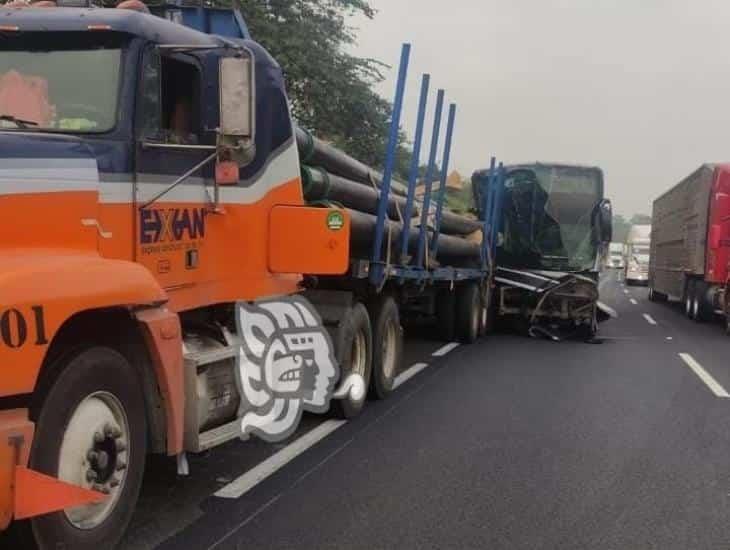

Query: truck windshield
(499, 165), (603, 272)
(632, 244), (650, 264)
(0, 48), (121, 132)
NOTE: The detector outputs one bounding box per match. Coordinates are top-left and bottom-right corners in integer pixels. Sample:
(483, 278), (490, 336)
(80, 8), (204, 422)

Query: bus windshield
(499, 165), (603, 272)
(0, 47), (122, 132)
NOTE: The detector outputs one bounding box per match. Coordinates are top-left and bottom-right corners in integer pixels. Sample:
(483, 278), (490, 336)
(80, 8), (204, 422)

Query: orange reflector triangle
(14, 466), (106, 520)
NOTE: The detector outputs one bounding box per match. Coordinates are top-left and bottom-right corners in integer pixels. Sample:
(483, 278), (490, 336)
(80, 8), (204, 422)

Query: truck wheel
(25, 347), (147, 550)
(477, 286), (493, 337)
(435, 289), (456, 342)
(456, 282), (480, 344)
(331, 303), (373, 419)
(368, 296), (403, 400)
(685, 280), (696, 319)
(693, 281), (712, 322)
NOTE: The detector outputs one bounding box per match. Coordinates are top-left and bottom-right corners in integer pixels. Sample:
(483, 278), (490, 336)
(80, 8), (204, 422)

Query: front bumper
(626, 270), (648, 282)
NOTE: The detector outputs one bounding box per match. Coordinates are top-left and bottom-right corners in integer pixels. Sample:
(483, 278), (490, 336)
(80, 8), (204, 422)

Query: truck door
(134, 47), (214, 293)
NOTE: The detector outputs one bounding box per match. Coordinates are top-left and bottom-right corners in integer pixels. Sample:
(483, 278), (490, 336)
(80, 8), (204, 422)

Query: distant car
(606, 242), (625, 269)
(624, 225), (651, 285)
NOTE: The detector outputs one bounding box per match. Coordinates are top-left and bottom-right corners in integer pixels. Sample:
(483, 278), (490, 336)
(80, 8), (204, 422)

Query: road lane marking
(623, 289), (629, 295)
(643, 314), (657, 325)
(394, 362), (429, 389)
(214, 419), (346, 499)
(432, 342), (460, 357)
(208, 494), (282, 550)
(666, 337), (673, 341)
(679, 353), (730, 398)
(630, 298), (638, 305)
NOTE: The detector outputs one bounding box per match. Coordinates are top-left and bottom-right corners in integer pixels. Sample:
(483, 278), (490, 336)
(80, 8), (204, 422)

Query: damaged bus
(473, 163), (614, 340)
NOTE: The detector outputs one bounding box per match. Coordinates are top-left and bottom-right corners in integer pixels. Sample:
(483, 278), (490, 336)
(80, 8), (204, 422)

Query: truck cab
(0, 6), (350, 547)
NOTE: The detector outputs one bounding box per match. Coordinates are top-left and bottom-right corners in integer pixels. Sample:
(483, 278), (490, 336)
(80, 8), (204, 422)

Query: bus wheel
(26, 347), (147, 550)
(368, 296), (403, 400)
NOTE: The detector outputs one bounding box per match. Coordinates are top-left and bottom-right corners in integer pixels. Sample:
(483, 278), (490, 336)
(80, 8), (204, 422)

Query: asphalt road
(17, 270), (730, 549)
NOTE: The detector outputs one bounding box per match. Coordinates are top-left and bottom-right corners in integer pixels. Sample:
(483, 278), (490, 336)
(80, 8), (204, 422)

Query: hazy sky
(350, 0), (730, 217)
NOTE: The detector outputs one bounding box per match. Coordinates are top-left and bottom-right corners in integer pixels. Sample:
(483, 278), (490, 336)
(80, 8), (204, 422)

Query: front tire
(26, 347), (147, 550)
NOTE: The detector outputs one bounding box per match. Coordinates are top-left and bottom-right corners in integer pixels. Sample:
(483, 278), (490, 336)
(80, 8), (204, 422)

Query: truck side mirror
(598, 199), (613, 243)
(218, 54), (255, 166)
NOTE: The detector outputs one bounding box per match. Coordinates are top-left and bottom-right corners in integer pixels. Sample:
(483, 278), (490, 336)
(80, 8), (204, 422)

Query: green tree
(239, 0), (409, 172)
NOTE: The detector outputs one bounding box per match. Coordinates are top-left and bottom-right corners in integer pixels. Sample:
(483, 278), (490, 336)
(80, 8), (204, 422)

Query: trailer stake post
(415, 88), (445, 269)
(371, 43), (411, 286)
(430, 103), (457, 257)
(400, 73), (431, 267)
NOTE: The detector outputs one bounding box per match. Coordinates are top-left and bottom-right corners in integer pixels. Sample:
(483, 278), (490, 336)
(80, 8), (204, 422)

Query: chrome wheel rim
(58, 391), (130, 529)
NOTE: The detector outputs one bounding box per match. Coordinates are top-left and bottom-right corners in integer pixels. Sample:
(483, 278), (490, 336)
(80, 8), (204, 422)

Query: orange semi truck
(0, 3), (495, 548)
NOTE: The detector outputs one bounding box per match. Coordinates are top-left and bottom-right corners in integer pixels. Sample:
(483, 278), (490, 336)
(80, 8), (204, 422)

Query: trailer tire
(368, 296), (403, 400)
(331, 303), (373, 419)
(456, 282), (480, 344)
(693, 281), (713, 322)
(685, 280), (696, 320)
(23, 347), (147, 550)
(435, 289), (456, 342)
(477, 285), (494, 337)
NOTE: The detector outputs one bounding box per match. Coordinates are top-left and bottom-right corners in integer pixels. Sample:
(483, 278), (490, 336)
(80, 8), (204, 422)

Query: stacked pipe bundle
(296, 127), (483, 267)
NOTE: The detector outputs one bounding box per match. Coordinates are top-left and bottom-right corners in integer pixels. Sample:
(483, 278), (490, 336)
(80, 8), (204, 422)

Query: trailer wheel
(456, 282), (480, 344)
(331, 303), (373, 419)
(693, 281), (713, 322)
(23, 347), (147, 550)
(649, 285), (667, 303)
(685, 280), (696, 320)
(435, 289), (456, 342)
(368, 296), (403, 400)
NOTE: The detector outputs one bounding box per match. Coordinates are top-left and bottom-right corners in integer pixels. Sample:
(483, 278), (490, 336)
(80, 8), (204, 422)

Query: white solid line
(643, 314), (657, 325)
(214, 419), (346, 499)
(630, 298), (638, 305)
(679, 353), (730, 398)
(432, 342), (460, 357)
(393, 362), (429, 389)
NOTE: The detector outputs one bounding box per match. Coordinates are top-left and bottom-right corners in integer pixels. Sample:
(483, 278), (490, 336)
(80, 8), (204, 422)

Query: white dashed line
(679, 353), (730, 398)
(393, 362), (429, 389)
(630, 298), (638, 305)
(643, 314), (657, 325)
(432, 342), (460, 357)
(214, 419), (346, 499)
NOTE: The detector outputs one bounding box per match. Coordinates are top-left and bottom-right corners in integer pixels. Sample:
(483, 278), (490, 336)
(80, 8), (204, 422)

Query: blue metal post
(415, 89), (445, 268)
(430, 103), (457, 257)
(481, 157), (496, 267)
(399, 74), (430, 265)
(370, 43), (411, 285)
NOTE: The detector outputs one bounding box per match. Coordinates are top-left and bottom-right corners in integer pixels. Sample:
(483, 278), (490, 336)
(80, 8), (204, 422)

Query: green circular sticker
(326, 211), (345, 231)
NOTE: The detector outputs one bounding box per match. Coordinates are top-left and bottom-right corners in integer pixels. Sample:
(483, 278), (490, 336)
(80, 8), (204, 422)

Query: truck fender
(0, 252), (168, 398)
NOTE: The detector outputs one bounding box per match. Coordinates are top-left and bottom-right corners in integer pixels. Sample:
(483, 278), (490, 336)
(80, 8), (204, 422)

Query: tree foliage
(240, 0), (410, 173)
